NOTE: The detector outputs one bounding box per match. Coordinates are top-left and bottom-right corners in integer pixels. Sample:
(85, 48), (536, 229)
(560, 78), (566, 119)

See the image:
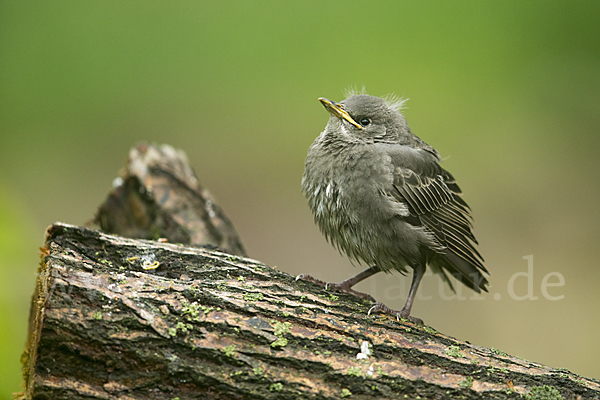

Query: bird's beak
(318, 98), (362, 129)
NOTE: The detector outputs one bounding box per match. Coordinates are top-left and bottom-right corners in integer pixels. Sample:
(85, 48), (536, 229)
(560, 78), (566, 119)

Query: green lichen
(271, 321), (292, 346)
(92, 311), (102, 320)
(446, 345), (464, 358)
(181, 299), (203, 321)
(273, 321), (292, 336)
(237, 275), (245, 282)
(242, 292), (264, 302)
(525, 385), (563, 400)
(340, 388), (352, 398)
(347, 366), (362, 377)
(269, 383), (283, 392)
(222, 344), (237, 357)
(175, 321), (193, 333)
(297, 306), (309, 314)
(253, 367), (263, 376)
(491, 347), (508, 357)
(422, 326), (437, 334)
(168, 320), (193, 337)
(270, 337), (288, 348)
(458, 376), (473, 388)
(329, 294), (339, 301)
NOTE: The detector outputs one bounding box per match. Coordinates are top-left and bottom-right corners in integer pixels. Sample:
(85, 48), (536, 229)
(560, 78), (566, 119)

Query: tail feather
(433, 251), (489, 293)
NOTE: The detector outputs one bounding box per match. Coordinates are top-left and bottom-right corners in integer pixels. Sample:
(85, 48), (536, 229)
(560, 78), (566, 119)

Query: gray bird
(299, 93), (488, 324)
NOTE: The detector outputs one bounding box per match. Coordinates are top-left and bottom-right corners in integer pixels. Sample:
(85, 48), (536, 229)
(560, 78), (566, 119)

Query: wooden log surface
(19, 223), (600, 399)
(91, 142), (246, 257)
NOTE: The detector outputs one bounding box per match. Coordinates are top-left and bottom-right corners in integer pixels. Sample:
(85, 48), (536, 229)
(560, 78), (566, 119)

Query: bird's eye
(359, 118), (371, 127)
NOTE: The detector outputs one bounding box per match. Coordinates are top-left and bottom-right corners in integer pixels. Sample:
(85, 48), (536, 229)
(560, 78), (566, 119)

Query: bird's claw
(367, 302), (424, 325)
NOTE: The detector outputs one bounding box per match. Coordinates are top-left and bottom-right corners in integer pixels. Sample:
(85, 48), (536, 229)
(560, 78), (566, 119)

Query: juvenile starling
(299, 93), (488, 324)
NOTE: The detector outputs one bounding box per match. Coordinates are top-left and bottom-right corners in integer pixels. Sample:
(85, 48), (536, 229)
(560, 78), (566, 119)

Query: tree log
(18, 223), (600, 399)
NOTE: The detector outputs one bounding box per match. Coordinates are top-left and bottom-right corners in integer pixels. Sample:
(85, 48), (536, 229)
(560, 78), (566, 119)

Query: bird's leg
(331, 265), (381, 290)
(368, 264), (426, 325)
(400, 263), (425, 318)
(296, 265), (380, 302)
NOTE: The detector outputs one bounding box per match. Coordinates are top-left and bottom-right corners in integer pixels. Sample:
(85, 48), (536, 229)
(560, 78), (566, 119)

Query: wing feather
(388, 166), (488, 291)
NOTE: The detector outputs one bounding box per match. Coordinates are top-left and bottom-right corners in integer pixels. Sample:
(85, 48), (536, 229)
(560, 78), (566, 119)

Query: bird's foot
(367, 302), (424, 325)
(295, 274), (376, 302)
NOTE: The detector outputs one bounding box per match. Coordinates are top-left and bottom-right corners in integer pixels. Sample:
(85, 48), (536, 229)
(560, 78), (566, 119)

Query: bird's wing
(388, 166), (488, 292)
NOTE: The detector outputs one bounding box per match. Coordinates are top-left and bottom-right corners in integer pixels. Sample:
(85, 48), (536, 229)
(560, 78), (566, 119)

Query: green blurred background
(1, 1), (599, 396)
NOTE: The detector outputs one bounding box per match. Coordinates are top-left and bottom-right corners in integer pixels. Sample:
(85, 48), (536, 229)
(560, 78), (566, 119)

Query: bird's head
(319, 94), (409, 144)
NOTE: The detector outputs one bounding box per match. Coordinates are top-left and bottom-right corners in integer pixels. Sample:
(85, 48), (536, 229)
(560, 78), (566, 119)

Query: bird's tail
(429, 251), (489, 293)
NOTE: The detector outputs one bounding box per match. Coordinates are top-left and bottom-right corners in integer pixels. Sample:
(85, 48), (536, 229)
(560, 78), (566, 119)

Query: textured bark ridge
(91, 143), (246, 257)
(19, 223), (600, 399)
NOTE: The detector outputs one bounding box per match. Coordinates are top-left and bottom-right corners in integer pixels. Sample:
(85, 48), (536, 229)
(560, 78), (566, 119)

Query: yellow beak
(318, 98), (362, 130)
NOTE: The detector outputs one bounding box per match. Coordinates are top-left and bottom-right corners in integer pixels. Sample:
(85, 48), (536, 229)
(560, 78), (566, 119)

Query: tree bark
(90, 142), (246, 257)
(18, 223), (600, 399)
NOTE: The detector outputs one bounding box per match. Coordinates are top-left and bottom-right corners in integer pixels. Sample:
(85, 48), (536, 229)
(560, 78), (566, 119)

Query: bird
(298, 92), (488, 324)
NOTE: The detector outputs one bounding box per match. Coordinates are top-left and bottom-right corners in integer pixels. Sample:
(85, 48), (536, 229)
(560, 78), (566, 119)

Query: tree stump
(91, 142), (246, 257)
